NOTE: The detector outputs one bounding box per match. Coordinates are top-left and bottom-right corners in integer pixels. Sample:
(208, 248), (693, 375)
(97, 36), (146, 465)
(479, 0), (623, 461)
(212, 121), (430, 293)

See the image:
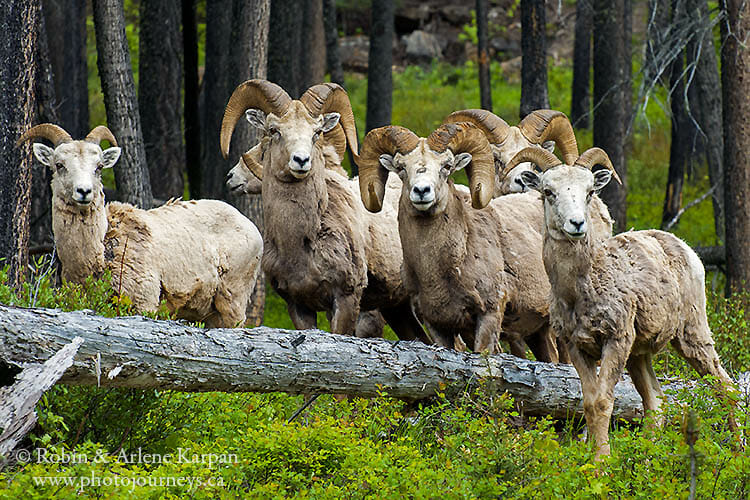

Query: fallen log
(0, 305), (744, 422)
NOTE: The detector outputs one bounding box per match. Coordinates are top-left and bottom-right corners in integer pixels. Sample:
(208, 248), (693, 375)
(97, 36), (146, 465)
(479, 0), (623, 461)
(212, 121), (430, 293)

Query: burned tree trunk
(1, 305), (739, 421)
(323, 0), (344, 86)
(476, 0), (492, 111)
(662, 48), (689, 228)
(139, 0), (185, 201)
(366, 0), (394, 132)
(571, 0), (592, 128)
(0, 1), (39, 289)
(182, 0), (201, 200)
(268, 0), (305, 97)
(520, 0), (549, 118)
(92, 0), (153, 208)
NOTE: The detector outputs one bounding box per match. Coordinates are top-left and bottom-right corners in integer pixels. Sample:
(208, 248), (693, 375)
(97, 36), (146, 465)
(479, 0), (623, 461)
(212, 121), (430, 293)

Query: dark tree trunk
(0, 1), (38, 289)
(520, 0), (549, 119)
(365, 0), (394, 132)
(571, 0), (592, 128)
(139, 0), (185, 201)
(182, 0), (201, 200)
(268, 0), (305, 97)
(721, 0), (750, 293)
(302, 0), (326, 89)
(662, 49), (688, 228)
(645, 0), (671, 88)
(323, 0), (344, 86)
(688, 0), (724, 241)
(42, 0), (89, 140)
(593, 0), (628, 231)
(92, 0), (153, 209)
(623, 0), (633, 136)
(476, 0), (492, 111)
(31, 7), (58, 248)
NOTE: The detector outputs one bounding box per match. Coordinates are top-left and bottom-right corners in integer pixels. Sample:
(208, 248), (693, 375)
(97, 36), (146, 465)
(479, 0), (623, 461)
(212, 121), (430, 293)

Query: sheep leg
(556, 336), (571, 364)
(525, 326), (560, 363)
(569, 339), (630, 459)
(473, 313), (502, 354)
(670, 335), (738, 433)
(330, 295), (359, 335)
(355, 310), (386, 338)
(380, 305), (431, 344)
(625, 352), (664, 427)
(288, 302), (317, 330)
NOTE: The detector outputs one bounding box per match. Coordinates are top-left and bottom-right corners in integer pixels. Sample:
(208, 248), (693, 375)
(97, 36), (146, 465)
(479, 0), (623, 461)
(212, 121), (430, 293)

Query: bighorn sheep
(220, 79), (427, 341)
(19, 124), (263, 328)
(506, 146), (736, 458)
(442, 109), (579, 196)
(357, 122), (564, 359)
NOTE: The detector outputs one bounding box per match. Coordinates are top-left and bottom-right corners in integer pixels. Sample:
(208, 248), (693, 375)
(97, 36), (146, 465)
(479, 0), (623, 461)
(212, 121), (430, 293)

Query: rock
(339, 35), (370, 73)
(403, 30), (442, 62)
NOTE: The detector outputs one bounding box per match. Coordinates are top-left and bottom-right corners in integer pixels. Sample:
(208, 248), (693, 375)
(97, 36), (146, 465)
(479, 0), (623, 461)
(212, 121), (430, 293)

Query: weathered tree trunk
(365, 0), (394, 132)
(92, 0), (153, 209)
(520, 0), (549, 119)
(139, 0), (185, 201)
(0, 337), (82, 455)
(476, 0), (492, 111)
(268, 0), (305, 97)
(662, 47), (688, 228)
(688, 0), (724, 241)
(302, 0), (326, 89)
(182, 0), (201, 200)
(721, 0), (750, 294)
(571, 0), (592, 128)
(593, 0), (628, 231)
(31, 6), (58, 248)
(323, 0), (344, 86)
(0, 1), (39, 289)
(42, 0), (89, 140)
(2, 305), (738, 422)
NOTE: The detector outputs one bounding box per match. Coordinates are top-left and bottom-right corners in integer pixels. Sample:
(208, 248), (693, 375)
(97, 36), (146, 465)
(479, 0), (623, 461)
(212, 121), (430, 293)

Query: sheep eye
(312, 131), (321, 142)
(543, 189), (555, 199)
(96, 163), (104, 172)
(268, 127), (280, 138)
(586, 190), (594, 200)
(55, 162), (65, 170)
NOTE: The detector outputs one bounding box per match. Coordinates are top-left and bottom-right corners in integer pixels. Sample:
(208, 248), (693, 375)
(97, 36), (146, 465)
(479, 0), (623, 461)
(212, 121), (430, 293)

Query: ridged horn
(504, 147), (562, 177)
(574, 147), (622, 184)
(300, 83), (359, 159)
(517, 110), (579, 165)
(427, 122), (495, 209)
(85, 126), (118, 146)
(241, 143), (264, 181)
(17, 123), (72, 147)
(357, 126), (420, 212)
(220, 79), (292, 159)
(442, 109), (510, 145)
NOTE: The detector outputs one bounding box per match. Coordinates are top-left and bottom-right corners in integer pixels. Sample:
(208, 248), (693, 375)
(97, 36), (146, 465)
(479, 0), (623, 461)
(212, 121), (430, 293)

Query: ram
(507, 146), (736, 458)
(19, 124), (263, 328)
(358, 122), (566, 359)
(442, 109), (580, 196)
(219, 79), (426, 341)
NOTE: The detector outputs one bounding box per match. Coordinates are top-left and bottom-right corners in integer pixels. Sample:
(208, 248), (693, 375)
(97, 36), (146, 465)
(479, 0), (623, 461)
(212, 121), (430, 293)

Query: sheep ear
(245, 109), (266, 129)
(321, 112), (340, 133)
(32, 143), (54, 167)
(520, 170), (541, 192)
(378, 154), (397, 172)
(542, 140), (555, 153)
(453, 152), (472, 172)
(101, 147), (121, 169)
(593, 169), (612, 191)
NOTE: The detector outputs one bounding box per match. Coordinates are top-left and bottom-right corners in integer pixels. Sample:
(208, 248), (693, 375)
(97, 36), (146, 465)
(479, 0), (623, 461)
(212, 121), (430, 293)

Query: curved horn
(85, 125), (118, 146)
(300, 83), (359, 159)
(427, 122), (495, 209)
(357, 126), (420, 212)
(504, 147), (563, 177)
(17, 123), (72, 147)
(442, 109), (510, 145)
(220, 79), (292, 159)
(241, 143), (264, 181)
(517, 110), (579, 165)
(574, 147), (622, 184)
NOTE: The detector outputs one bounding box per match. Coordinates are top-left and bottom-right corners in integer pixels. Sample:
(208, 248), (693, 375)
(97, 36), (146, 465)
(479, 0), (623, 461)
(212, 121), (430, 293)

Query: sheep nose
(569, 218), (585, 231)
(292, 154), (310, 167)
(412, 185), (432, 198)
(76, 187), (92, 198)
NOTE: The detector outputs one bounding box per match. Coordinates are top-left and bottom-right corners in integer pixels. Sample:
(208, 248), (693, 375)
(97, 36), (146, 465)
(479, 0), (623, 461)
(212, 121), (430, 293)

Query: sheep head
(357, 122), (495, 214)
(226, 144), (263, 194)
(442, 109), (578, 195)
(220, 79), (358, 182)
(18, 124), (121, 206)
(506, 147), (620, 241)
